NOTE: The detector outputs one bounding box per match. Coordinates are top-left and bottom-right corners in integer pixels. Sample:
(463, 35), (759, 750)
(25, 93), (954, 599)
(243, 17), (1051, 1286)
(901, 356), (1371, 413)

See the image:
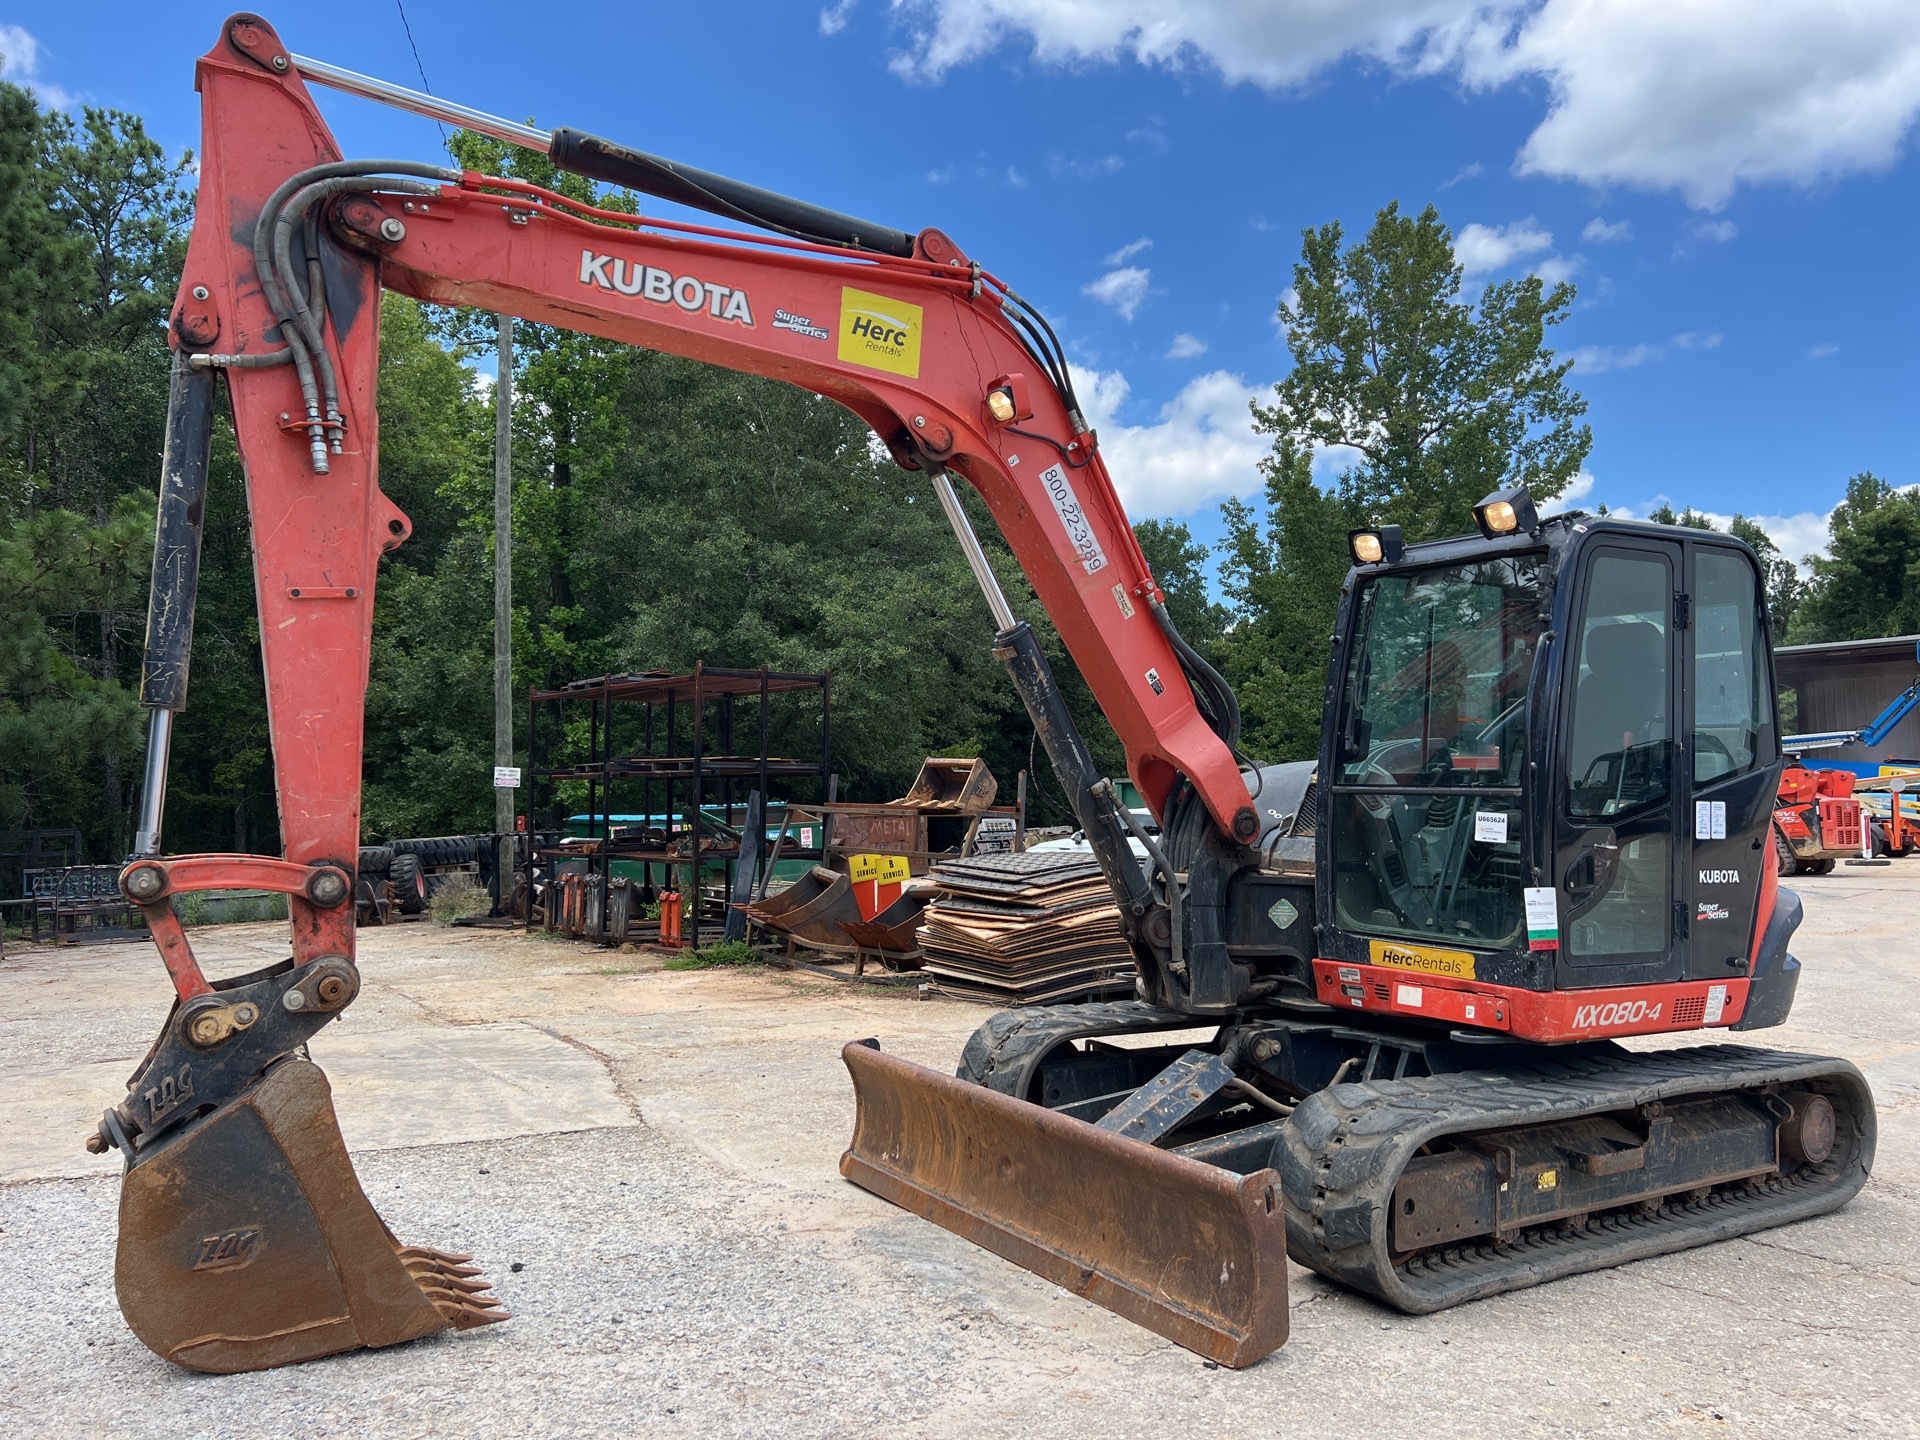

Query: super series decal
(578, 250), (754, 325)
(772, 308), (830, 339)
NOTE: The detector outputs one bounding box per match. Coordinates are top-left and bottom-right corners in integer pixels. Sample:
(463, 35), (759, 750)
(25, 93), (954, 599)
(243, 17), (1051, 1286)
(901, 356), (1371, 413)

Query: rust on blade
(115, 1058), (506, 1373)
(838, 1041), (1289, 1367)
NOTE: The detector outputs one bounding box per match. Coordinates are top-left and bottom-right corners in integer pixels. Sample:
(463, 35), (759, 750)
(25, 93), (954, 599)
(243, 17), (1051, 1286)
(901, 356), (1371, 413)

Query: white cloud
(1104, 236), (1153, 265)
(1575, 484), (1833, 568)
(819, 1), (857, 36)
(1166, 332), (1208, 359)
(925, 165), (953, 184)
(1541, 469), (1596, 514)
(1083, 265), (1152, 320)
(0, 24), (77, 107)
(1682, 509), (1834, 567)
(1050, 151), (1126, 178)
(885, 1), (1920, 208)
(1687, 218), (1738, 244)
(1572, 331), (1723, 372)
(1570, 343), (1659, 374)
(1127, 117), (1170, 153)
(1809, 342), (1840, 359)
(1440, 160), (1483, 189)
(1272, 285), (1302, 338)
(1455, 218), (1553, 275)
(1533, 253), (1583, 286)
(1582, 217), (1632, 243)
(1752, 511), (1835, 567)
(1075, 366), (1271, 515)
(1006, 165), (1028, 188)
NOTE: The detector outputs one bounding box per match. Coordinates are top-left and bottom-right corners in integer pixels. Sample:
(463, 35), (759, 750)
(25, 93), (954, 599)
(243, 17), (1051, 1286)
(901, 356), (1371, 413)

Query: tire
(1772, 826), (1802, 877)
(391, 851), (428, 913)
(1804, 858), (1836, 876)
(358, 845), (393, 876)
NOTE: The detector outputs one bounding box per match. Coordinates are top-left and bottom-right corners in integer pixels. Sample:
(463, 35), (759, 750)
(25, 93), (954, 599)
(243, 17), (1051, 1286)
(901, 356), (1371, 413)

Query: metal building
(1775, 633), (1920, 765)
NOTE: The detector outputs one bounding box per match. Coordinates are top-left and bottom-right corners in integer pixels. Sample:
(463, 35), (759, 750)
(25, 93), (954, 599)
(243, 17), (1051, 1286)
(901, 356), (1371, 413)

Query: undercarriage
(842, 999), (1874, 1363)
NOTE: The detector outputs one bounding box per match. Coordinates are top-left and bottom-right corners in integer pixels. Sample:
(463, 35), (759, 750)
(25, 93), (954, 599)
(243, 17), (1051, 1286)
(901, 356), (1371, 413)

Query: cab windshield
(1331, 554), (1543, 951)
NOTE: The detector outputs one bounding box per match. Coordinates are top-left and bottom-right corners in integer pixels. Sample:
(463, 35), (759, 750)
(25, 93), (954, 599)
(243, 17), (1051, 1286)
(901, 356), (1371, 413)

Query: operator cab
(1317, 489), (1782, 1003)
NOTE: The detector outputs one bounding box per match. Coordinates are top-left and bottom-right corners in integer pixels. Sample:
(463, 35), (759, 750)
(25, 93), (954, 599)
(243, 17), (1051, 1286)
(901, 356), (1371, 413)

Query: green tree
(1728, 515), (1801, 642)
(1255, 201), (1589, 538)
(1218, 202), (1589, 760)
(0, 498), (150, 852)
(0, 86), (194, 858)
(0, 82), (87, 502)
(359, 294), (494, 838)
(1215, 445), (1354, 760)
(1789, 473), (1919, 642)
(1134, 518), (1228, 652)
(1647, 503), (1717, 530)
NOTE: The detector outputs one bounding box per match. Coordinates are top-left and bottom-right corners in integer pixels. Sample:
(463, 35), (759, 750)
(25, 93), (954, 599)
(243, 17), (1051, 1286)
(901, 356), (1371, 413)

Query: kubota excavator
(102, 14), (1873, 1375)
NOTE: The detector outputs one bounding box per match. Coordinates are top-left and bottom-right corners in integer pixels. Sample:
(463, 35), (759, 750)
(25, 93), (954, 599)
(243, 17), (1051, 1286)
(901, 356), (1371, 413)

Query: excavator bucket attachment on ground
(839, 1041), (1289, 1368)
(740, 865), (864, 952)
(115, 1057), (506, 1374)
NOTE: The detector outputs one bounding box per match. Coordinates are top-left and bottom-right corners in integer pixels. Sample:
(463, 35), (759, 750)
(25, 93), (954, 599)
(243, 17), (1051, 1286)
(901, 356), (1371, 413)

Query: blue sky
(8, 2), (1919, 565)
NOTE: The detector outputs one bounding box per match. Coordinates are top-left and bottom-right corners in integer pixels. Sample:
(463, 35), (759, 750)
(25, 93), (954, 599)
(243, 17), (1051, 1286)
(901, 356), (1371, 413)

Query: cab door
(1554, 541), (1686, 988)
(1682, 540), (1780, 979)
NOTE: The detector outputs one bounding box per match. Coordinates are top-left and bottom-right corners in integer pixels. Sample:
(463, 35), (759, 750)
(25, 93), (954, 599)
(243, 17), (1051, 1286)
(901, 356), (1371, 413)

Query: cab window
(1693, 548), (1773, 784)
(1566, 552), (1672, 820)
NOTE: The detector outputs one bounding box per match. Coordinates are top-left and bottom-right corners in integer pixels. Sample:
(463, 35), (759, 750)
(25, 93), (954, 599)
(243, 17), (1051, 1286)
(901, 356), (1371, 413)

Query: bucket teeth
(396, 1242), (509, 1329)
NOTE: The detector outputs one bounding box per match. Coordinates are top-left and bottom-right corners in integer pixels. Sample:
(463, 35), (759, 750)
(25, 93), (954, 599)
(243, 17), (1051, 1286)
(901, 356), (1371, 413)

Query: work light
(1473, 485), (1539, 539)
(1348, 524), (1403, 566)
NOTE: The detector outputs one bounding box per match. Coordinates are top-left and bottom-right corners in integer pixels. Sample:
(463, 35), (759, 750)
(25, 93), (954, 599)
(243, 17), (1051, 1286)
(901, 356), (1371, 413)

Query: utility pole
(493, 315), (515, 837)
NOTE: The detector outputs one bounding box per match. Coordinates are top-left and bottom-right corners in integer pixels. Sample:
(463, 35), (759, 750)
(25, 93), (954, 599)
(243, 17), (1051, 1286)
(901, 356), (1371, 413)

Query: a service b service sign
(838, 286), (923, 378)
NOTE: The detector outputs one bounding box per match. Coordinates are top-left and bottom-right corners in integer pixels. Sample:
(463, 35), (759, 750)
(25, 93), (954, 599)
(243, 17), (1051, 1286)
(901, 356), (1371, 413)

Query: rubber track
(957, 1001), (1195, 1096)
(1275, 1043), (1877, 1313)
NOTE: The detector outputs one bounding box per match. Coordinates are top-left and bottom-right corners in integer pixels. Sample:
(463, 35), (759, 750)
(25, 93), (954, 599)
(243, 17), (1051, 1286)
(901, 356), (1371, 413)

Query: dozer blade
(839, 1041), (1288, 1367)
(115, 1057), (506, 1373)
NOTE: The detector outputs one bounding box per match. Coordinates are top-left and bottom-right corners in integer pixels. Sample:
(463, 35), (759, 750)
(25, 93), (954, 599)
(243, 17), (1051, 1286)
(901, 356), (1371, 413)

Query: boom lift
(104, 14), (1872, 1375)
(1778, 647), (1920, 866)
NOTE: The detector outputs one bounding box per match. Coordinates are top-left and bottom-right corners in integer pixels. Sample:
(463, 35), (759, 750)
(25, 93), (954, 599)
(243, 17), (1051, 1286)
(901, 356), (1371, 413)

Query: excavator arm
(102, 13), (1274, 1373)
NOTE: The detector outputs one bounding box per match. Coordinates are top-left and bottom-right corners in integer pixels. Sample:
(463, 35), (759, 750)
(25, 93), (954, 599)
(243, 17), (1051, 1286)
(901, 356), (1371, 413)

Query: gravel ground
(3, 866), (1917, 1439)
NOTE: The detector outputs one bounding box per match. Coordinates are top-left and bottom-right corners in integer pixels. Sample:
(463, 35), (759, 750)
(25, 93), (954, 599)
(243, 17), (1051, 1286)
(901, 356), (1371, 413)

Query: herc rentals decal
(837, 286), (923, 377)
(1367, 939), (1476, 979)
(578, 250), (754, 325)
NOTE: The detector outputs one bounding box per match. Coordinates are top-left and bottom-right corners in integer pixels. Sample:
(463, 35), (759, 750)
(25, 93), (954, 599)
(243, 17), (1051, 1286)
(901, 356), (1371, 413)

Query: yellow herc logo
(838, 287), (923, 378)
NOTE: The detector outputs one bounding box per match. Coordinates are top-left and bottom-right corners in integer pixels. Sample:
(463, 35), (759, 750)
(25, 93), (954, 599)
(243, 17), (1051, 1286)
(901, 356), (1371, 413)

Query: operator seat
(1571, 620), (1667, 780)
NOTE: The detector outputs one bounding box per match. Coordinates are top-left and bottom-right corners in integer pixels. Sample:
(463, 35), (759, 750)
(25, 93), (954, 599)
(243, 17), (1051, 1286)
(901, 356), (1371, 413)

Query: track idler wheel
(1778, 1090), (1836, 1166)
(114, 1058), (506, 1373)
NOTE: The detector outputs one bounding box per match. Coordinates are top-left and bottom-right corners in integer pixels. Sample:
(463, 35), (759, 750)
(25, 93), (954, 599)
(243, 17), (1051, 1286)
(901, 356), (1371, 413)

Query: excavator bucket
(739, 864), (865, 951)
(839, 1042), (1288, 1368)
(114, 1057), (506, 1374)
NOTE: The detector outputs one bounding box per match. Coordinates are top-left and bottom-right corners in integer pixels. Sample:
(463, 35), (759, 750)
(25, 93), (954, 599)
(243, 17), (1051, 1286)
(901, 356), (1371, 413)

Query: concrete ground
(2, 866), (1915, 1440)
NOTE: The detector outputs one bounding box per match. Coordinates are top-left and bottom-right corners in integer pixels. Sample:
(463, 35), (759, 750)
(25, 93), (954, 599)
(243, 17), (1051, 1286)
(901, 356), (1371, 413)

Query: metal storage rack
(525, 664), (831, 944)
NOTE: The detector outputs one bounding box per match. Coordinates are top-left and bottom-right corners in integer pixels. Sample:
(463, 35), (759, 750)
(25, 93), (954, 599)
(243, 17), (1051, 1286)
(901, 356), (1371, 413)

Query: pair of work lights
(1346, 484), (1540, 566)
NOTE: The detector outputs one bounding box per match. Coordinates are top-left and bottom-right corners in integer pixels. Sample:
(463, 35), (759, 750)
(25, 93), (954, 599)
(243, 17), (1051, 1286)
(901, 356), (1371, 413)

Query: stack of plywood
(919, 851), (1137, 1005)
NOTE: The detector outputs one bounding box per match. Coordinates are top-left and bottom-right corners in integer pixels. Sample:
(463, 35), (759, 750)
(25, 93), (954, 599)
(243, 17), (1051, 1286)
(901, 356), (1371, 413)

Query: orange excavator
(102, 14), (1872, 1375)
